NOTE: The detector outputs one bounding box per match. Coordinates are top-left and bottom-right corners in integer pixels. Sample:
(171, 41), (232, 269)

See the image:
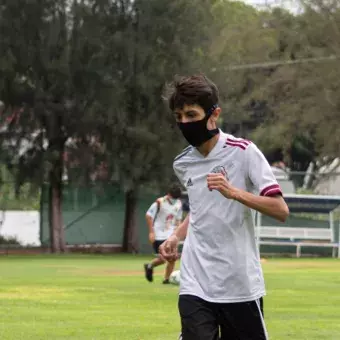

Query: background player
(144, 184), (183, 284)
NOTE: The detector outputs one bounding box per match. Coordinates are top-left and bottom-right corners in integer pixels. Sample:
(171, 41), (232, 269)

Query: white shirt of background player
(146, 196), (183, 241)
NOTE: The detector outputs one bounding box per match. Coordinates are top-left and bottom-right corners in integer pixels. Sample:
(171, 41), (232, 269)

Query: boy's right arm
(174, 213), (189, 241)
(159, 214), (189, 261)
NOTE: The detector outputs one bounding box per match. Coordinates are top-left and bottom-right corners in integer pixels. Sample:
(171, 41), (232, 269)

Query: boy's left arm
(207, 143), (289, 222)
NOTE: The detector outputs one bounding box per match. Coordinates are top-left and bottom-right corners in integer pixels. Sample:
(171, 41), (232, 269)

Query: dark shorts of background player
(178, 295), (267, 340)
(153, 240), (166, 254)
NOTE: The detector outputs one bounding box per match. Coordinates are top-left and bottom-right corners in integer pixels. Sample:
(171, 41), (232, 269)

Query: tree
(0, 0), (115, 252)
(91, 0), (219, 252)
(247, 1), (340, 188)
(201, 1), (280, 136)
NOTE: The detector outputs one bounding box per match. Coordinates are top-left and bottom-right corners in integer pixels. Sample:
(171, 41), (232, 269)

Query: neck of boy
(197, 133), (220, 157)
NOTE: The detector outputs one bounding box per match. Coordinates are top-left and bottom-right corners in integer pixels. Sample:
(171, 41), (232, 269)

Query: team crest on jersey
(211, 165), (229, 180)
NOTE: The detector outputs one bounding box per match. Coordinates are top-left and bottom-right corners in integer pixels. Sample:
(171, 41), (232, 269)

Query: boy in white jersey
(144, 184), (183, 284)
(160, 75), (289, 340)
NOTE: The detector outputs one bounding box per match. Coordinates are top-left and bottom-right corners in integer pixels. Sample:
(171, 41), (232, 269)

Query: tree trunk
(49, 184), (60, 252)
(122, 188), (139, 253)
(48, 139), (66, 253)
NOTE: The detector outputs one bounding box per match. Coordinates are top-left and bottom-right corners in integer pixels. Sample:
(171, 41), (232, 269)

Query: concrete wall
(0, 211), (40, 246)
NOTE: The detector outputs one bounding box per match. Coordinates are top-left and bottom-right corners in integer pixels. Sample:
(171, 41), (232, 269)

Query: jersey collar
(166, 195), (177, 205)
(192, 129), (225, 159)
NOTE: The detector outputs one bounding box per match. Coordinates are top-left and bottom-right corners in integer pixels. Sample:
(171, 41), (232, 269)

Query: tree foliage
(248, 1), (340, 183)
(0, 0), (339, 251)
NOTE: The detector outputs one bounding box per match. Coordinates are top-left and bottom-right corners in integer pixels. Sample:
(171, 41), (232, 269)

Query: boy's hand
(207, 173), (238, 199)
(159, 235), (179, 262)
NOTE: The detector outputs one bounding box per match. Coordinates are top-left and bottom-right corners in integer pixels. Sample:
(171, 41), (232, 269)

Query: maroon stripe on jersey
(265, 188), (283, 197)
(225, 141), (246, 150)
(260, 184), (282, 197)
(227, 138), (251, 146)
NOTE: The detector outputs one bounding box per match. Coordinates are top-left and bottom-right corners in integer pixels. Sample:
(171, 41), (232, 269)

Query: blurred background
(0, 0), (340, 256)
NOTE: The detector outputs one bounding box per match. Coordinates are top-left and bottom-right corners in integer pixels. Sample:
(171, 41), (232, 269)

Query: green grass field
(0, 255), (339, 340)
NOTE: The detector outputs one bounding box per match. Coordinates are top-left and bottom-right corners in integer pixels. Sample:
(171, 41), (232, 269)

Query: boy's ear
(211, 107), (221, 122)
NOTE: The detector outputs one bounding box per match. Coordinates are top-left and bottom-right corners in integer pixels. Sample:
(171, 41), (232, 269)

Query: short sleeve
(173, 146), (192, 188)
(246, 143), (282, 197)
(146, 202), (158, 219)
(173, 161), (186, 187)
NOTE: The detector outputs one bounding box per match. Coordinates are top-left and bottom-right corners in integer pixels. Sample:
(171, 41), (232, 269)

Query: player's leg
(163, 260), (176, 284)
(179, 295), (219, 340)
(218, 297), (268, 340)
(144, 240), (166, 282)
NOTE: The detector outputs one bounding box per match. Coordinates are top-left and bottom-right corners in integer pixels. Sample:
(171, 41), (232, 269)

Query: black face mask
(177, 105), (219, 147)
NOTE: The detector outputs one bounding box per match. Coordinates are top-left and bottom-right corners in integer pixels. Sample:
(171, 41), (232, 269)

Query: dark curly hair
(168, 183), (182, 199)
(165, 74), (219, 113)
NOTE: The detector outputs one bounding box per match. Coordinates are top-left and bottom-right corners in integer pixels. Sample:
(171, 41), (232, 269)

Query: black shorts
(153, 240), (166, 254)
(178, 295), (267, 340)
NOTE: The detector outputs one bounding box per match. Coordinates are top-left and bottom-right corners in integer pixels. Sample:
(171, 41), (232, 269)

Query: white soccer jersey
(146, 196), (183, 240)
(173, 130), (282, 303)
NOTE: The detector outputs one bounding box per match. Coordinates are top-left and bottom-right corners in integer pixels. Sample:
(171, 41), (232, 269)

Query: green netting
(40, 183), (155, 254)
(40, 183), (338, 255)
